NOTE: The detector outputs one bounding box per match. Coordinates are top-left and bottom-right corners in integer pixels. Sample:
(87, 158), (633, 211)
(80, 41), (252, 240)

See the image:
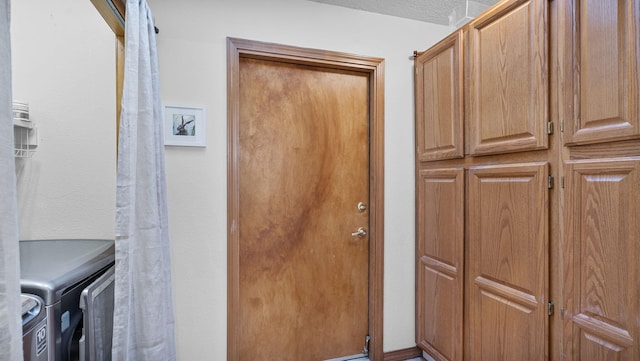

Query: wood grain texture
(563, 0), (640, 146)
(90, 0), (125, 36)
(548, 1), (563, 358)
(468, 162), (548, 360)
(416, 168), (464, 361)
(416, 1), (638, 360)
(237, 57), (369, 361)
(383, 346), (422, 361)
(468, 0), (548, 156)
(415, 31), (464, 162)
(564, 158), (640, 361)
(227, 38), (386, 361)
(568, 140), (640, 161)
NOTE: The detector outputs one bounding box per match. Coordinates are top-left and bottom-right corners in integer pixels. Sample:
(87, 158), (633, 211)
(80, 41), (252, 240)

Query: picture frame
(163, 104), (207, 147)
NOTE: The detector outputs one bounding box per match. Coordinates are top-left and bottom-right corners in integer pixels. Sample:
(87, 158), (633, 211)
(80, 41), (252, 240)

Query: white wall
(150, 0), (450, 356)
(12, 0), (451, 358)
(11, 0), (116, 239)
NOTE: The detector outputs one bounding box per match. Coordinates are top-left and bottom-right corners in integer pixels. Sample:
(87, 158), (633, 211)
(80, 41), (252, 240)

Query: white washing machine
(20, 239), (115, 361)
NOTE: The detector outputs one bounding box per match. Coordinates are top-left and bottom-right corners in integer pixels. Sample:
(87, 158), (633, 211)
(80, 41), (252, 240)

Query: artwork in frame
(163, 104), (206, 147)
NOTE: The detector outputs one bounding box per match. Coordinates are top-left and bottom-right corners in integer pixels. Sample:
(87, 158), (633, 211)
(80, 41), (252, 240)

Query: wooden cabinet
(468, 0), (548, 156)
(564, 159), (640, 360)
(415, 31), (464, 161)
(560, 1), (640, 359)
(416, 1), (551, 360)
(562, 0), (640, 146)
(416, 168), (464, 360)
(414, 29), (465, 360)
(468, 163), (549, 359)
(415, 0), (640, 360)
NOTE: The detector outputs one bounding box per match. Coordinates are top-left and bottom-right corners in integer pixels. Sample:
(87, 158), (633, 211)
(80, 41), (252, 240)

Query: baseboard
(383, 346), (422, 361)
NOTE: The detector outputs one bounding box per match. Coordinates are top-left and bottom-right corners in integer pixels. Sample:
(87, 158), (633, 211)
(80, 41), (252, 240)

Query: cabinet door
(468, 0), (548, 156)
(563, 1), (640, 145)
(416, 168), (464, 361)
(415, 31), (464, 162)
(468, 162), (549, 360)
(564, 159), (640, 360)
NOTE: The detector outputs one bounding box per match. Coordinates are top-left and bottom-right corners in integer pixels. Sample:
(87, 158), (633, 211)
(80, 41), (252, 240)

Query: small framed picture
(163, 104), (206, 147)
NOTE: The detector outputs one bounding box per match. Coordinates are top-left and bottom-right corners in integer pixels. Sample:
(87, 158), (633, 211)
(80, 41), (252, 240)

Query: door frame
(227, 37), (385, 361)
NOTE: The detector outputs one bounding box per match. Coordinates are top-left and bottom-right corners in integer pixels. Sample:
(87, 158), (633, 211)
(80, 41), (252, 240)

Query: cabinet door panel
(563, 1), (640, 145)
(417, 168), (464, 361)
(469, 162), (548, 360)
(415, 31), (464, 161)
(468, 0), (548, 156)
(565, 159), (640, 360)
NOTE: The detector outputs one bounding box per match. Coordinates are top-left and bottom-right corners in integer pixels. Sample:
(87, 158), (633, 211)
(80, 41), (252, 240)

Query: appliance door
(79, 266), (115, 361)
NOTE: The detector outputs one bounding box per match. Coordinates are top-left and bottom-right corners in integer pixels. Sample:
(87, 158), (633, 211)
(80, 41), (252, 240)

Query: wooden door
(467, 0), (548, 156)
(564, 159), (640, 360)
(416, 168), (464, 360)
(562, 0), (640, 146)
(415, 31), (464, 161)
(235, 57), (370, 360)
(468, 162), (549, 360)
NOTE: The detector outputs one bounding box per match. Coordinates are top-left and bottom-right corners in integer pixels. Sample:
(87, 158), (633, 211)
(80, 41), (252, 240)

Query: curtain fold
(111, 0), (177, 360)
(0, 0), (24, 360)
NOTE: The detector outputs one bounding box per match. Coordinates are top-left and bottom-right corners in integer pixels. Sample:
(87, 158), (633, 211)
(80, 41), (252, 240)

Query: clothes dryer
(22, 293), (48, 361)
(20, 239), (115, 361)
(79, 265), (115, 361)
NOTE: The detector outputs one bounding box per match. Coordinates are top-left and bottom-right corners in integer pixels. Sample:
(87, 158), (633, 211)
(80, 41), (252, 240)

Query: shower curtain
(0, 0), (24, 360)
(111, 0), (177, 360)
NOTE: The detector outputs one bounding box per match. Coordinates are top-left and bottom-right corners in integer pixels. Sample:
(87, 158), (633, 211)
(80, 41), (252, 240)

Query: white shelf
(13, 121), (38, 158)
(13, 118), (34, 129)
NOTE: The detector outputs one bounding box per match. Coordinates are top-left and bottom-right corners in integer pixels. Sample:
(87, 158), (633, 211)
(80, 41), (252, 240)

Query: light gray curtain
(111, 0), (177, 360)
(0, 0), (24, 360)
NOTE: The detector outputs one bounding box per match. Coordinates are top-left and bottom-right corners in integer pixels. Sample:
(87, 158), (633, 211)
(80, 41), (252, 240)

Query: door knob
(351, 227), (367, 237)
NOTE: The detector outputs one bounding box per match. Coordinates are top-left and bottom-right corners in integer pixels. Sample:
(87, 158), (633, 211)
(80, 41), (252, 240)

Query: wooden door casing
(415, 31), (464, 162)
(227, 38), (385, 361)
(416, 168), (464, 361)
(468, 162), (549, 360)
(468, 0), (548, 156)
(564, 159), (640, 360)
(562, 0), (640, 146)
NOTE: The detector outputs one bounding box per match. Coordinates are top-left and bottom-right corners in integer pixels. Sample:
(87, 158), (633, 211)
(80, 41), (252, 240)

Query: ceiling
(308, 0), (500, 26)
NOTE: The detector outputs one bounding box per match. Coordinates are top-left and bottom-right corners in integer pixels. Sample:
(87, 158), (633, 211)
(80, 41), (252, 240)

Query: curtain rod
(106, 0), (160, 34)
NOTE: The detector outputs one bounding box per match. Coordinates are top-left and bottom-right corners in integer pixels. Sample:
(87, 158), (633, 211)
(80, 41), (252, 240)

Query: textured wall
(309, 0), (499, 26)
